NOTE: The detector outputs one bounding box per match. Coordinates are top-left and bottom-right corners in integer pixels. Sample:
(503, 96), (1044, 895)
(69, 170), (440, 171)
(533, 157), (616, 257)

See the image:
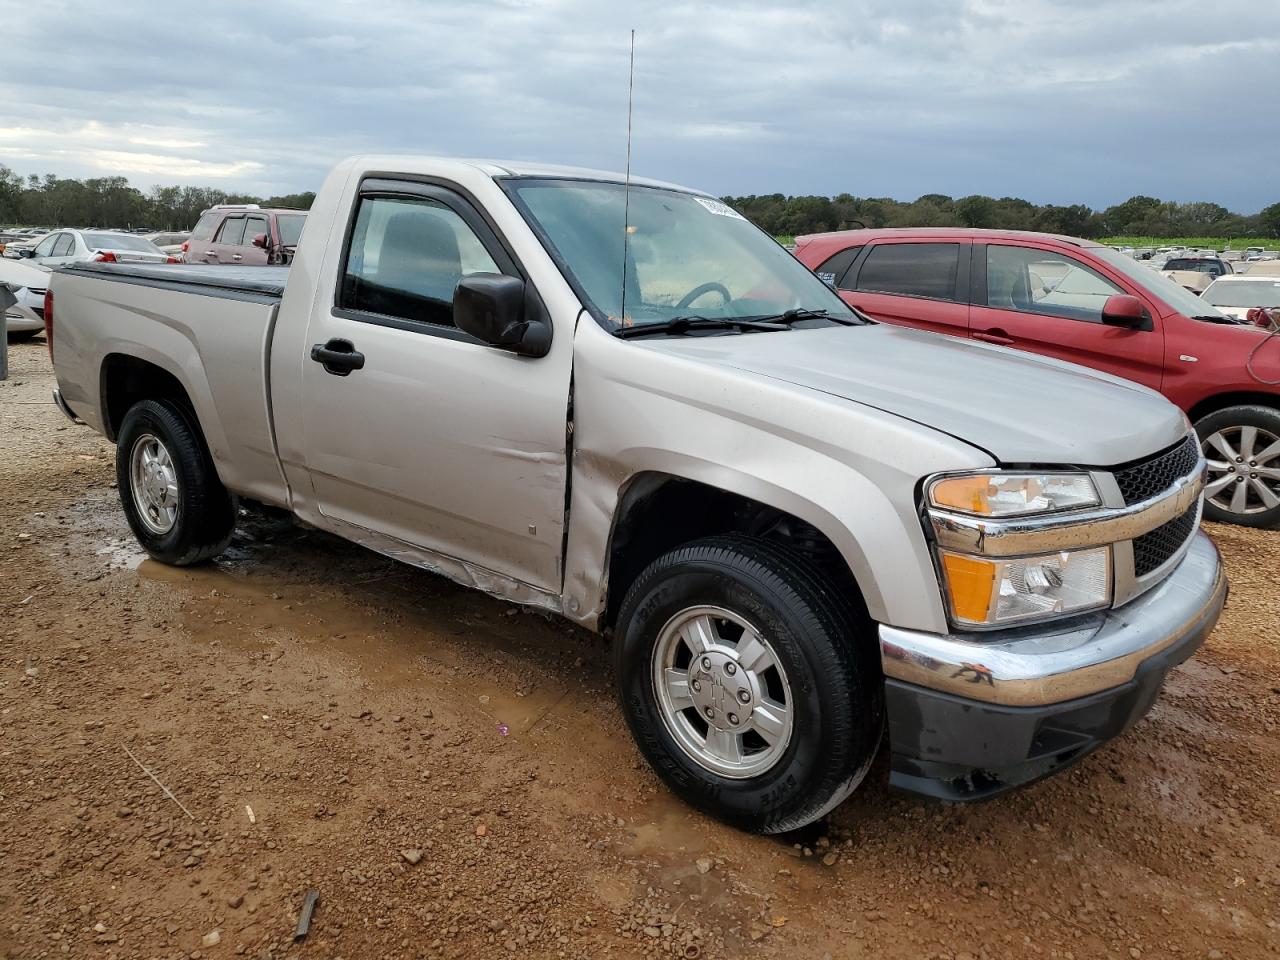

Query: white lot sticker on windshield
(694, 197), (746, 220)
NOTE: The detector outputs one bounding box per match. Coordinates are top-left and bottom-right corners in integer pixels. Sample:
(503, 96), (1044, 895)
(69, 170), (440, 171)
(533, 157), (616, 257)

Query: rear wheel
(615, 535), (882, 833)
(1196, 405), (1280, 528)
(116, 399), (237, 564)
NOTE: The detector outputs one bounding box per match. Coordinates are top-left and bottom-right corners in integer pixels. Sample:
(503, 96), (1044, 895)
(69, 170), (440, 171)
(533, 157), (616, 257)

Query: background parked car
(181, 204), (306, 265)
(21, 230), (174, 266)
(1241, 260), (1280, 278)
(1160, 256), (1234, 294)
(1201, 275), (1280, 322)
(142, 231), (190, 257)
(794, 227), (1280, 528)
(3, 232), (49, 259)
(0, 256), (50, 340)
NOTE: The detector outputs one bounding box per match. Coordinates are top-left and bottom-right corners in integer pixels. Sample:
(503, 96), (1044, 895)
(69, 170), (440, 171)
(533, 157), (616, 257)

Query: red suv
(181, 204), (307, 266)
(795, 228), (1280, 527)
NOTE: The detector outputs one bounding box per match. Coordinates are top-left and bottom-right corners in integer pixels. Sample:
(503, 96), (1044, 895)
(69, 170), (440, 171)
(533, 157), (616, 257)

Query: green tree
(956, 195), (997, 228)
(1260, 202), (1280, 239)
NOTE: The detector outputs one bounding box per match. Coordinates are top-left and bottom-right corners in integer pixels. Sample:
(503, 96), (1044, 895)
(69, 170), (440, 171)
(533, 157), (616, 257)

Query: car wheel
(1196, 404), (1280, 528)
(6, 329), (40, 341)
(116, 398), (237, 564)
(615, 535), (882, 833)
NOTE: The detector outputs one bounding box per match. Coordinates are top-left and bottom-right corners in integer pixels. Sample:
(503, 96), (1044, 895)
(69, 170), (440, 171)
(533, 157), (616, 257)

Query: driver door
(969, 242), (1165, 391)
(296, 180), (572, 593)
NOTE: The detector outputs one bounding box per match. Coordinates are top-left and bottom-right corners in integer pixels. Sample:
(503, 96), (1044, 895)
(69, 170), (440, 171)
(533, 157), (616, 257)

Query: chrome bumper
(52, 389), (83, 424)
(879, 531), (1225, 708)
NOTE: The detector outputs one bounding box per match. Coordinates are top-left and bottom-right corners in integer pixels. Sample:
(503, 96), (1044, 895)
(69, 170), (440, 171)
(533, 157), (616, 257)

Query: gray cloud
(2, 0), (1277, 209)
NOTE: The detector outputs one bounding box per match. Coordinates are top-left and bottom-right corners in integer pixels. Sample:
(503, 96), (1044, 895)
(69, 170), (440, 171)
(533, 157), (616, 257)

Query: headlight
(929, 473), (1099, 517)
(939, 546), (1112, 627)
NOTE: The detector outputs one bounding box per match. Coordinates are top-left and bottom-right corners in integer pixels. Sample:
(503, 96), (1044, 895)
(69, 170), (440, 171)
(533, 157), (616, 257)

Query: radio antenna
(619, 28), (636, 327)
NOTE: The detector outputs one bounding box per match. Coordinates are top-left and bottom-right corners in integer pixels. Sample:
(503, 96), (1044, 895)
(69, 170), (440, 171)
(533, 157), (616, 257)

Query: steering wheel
(675, 282), (732, 311)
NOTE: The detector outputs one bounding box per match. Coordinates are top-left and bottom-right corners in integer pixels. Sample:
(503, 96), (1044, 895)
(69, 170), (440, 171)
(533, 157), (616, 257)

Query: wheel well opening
(604, 474), (866, 628)
(100, 355), (194, 442)
(1188, 392), (1280, 425)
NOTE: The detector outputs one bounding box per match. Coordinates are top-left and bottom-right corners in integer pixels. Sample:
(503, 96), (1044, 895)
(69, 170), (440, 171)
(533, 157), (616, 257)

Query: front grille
(1113, 434), (1201, 506)
(1133, 506), (1199, 577)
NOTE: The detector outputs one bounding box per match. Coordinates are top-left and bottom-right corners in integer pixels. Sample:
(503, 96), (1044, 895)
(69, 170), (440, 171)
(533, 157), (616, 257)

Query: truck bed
(62, 261), (288, 299)
(51, 259), (291, 510)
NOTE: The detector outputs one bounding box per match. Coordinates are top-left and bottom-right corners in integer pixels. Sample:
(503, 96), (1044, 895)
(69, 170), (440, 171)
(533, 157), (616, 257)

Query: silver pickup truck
(48, 156), (1226, 832)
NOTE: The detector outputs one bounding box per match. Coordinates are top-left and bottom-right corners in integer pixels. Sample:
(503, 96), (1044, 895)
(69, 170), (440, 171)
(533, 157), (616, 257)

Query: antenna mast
(620, 29), (635, 326)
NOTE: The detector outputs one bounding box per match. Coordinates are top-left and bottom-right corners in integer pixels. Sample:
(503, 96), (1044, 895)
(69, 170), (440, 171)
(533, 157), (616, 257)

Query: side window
(339, 195), (500, 329)
(52, 234), (76, 257)
(190, 213), (220, 242)
(986, 245), (1123, 323)
(243, 216), (268, 246)
(217, 217), (246, 245)
(811, 245), (861, 289)
(33, 235), (58, 257)
(856, 243), (959, 300)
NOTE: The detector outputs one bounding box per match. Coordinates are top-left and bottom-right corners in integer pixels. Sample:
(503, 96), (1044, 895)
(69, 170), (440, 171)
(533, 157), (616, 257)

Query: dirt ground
(1, 337), (1277, 960)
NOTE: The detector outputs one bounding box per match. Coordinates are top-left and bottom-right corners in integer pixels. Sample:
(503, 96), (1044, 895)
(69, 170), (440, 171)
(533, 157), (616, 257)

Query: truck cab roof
(347, 154), (711, 196)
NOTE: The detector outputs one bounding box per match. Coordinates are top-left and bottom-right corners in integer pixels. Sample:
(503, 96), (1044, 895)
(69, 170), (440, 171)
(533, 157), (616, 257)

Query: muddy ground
(1, 337), (1277, 960)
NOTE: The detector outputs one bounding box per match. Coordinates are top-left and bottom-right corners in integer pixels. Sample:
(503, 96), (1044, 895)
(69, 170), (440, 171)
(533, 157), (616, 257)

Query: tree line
(1, 162), (1276, 241)
(722, 192), (1280, 241)
(0, 165), (315, 231)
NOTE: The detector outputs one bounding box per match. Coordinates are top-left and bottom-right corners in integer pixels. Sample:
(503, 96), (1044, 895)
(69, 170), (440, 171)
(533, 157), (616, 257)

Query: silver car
(22, 229), (172, 267)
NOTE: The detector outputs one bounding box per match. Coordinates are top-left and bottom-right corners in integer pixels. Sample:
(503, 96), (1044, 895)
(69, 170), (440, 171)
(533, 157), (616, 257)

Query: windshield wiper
(613, 315), (791, 339)
(1192, 314), (1242, 325)
(749, 307), (866, 326)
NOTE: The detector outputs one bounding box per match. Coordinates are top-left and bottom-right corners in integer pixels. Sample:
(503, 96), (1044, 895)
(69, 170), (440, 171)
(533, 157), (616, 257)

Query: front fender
(563, 321), (993, 634)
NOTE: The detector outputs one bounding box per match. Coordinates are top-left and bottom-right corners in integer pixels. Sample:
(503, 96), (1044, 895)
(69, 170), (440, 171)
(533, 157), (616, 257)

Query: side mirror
(17, 248), (33, 259)
(453, 273), (552, 358)
(1101, 294), (1145, 328)
(251, 233), (268, 249)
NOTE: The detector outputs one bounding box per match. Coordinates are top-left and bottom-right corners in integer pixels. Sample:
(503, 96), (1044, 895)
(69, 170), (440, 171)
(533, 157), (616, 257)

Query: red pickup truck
(794, 228), (1280, 528)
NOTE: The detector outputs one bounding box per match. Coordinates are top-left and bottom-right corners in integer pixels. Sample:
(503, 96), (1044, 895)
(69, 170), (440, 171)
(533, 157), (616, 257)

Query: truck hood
(646, 323), (1187, 465)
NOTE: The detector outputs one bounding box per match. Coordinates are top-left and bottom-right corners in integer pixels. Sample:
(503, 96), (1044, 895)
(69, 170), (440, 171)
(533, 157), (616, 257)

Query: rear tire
(116, 399), (236, 565)
(614, 535), (882, 833)
(1195, 405), (1280, 528)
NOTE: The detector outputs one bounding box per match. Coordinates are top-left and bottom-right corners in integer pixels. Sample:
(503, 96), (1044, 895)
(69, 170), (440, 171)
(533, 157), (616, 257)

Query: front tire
(116, 399), (236, 565)
(615, 536), (882, 833)
(1196, 405), (1280, 528)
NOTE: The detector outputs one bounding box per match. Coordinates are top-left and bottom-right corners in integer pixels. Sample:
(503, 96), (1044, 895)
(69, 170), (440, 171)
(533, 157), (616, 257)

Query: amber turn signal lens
(931, 476), (994, 515)
(940, 553), (997, 623)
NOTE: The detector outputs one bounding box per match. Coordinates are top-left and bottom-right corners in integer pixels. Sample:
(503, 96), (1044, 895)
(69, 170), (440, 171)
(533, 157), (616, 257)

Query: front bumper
(878, 531), (1226, 800)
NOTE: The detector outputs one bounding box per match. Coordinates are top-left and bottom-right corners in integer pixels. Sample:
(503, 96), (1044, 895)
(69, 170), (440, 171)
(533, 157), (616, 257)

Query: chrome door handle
(205, 250), (216, 256)
(231, 254), (243, 261)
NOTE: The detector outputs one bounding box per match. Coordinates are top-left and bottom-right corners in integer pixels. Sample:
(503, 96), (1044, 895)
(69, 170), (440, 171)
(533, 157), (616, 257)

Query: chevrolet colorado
(47, 156), (1225, 831)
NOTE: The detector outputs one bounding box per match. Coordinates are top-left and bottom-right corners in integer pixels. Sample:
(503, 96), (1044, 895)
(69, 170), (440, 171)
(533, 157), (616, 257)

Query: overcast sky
(3, 0), (1277, 210)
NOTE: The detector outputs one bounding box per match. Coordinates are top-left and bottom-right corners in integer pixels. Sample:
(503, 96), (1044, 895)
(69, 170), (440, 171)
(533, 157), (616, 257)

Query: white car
(1201, 275), (1280, 322)
(3, 232), (49, 259)
(0, 256), (51, 340)
(21, 229), (173, 266)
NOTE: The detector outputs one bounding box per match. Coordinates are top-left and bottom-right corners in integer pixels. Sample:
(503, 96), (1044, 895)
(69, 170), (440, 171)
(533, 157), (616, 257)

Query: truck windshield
(1092, 247), (1231, 321)
(504, 179), (855, 330)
